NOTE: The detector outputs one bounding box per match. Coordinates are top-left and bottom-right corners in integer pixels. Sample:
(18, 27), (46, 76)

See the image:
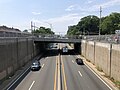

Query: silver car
(31, 61), (41, 71)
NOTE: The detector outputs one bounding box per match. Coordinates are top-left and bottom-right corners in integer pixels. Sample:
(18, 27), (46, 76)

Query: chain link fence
(82, 34), (120, 44)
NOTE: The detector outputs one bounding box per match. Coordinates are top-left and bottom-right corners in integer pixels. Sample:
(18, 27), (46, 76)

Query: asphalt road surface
(14, 44), (112, 90)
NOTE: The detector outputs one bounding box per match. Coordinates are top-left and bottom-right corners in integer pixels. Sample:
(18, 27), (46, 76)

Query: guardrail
(0, 30), (119, 44)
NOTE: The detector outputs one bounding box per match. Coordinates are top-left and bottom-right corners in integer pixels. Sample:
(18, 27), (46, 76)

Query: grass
(104, 76), (120, 89)
(115, 81), (120, 89)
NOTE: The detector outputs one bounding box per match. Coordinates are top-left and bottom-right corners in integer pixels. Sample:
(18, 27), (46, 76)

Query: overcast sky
(0, 0), (120, 34)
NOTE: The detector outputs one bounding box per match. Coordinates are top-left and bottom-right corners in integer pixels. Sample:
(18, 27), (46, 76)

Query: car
(31, 61), (41, 71)
(76, 58), (84, 65)
(62, 47), (68, 53)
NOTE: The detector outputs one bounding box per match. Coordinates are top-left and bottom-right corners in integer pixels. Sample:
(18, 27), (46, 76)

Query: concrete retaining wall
(111, 44), (120, 81)
(81, 40), (120, 81)
(0, 38), (42, 83)
(86, 41), (95, 64)
(94, 42), (111, 76)
(81, 40), (87, 57)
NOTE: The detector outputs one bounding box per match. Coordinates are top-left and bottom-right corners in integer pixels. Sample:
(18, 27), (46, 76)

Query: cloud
(98, 0), (120, 8)
(87, 0), (93, 4)
(31, 13), (82, 34)
(65, 0), (120, 12)
(47, 13), (81, 23)
(86, 0), (120, 12)
(32, 12), (41, 15)
(65, 4), (79, 11)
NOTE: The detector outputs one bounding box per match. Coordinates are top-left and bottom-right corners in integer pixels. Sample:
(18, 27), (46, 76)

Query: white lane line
(7, 67), (30, 90)
(85, 63), (113, 90)
(42, 64), (44, 68)
(28, 81), (35, 90)
(78, 71), (82, 77)
(72, 60), (74, 63)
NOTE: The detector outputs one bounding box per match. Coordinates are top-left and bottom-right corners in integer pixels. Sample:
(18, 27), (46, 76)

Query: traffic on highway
(3, 43), (113, 90)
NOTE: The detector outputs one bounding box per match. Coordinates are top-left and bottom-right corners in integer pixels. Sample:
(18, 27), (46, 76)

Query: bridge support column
(74, 43), (81, 54)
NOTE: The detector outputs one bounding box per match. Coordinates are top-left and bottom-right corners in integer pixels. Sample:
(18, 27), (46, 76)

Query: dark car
(76, 58), (84, 65)
(31, 61), (41, 71)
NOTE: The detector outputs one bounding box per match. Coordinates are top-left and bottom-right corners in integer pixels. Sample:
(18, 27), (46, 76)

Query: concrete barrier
(111, 44), (120, 81)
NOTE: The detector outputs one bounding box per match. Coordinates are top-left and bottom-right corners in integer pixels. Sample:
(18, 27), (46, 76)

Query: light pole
(99, 6), (102, 36)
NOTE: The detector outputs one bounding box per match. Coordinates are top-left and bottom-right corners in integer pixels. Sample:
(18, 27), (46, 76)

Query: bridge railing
(0, 30), (33, 37)
(82, 34), (120, 44)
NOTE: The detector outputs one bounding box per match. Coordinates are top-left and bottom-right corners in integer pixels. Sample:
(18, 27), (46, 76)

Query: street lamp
(99, 6), (102, 36)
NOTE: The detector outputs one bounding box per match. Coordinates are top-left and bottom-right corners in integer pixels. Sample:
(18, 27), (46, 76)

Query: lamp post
(99, 6), (102, 36)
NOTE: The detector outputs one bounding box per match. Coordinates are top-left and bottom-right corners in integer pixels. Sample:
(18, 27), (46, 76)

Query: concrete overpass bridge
(34, 37), (81, 43)
(33, 37), (82, 53)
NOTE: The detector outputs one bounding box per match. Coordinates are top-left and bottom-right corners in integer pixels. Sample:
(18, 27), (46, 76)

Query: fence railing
(0, 30), (119, 44)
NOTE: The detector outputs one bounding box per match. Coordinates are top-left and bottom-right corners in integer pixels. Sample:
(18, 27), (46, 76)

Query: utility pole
(34, 23), (35, 32)
(99, 6), (102, 36)
(31, 21), (33, 32)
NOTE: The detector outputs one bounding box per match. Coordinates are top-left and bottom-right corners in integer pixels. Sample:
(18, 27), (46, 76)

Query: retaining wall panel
(111, 44), (120, 81)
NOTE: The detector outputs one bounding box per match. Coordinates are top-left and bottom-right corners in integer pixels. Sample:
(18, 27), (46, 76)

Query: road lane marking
(42, 64), (44, 68)
(85, 63), (113, 90)
(72, 60), (74, 63)
(76, 55), (113, 90)
(78, 71), (82, 77)
(54, 56), (58, 90)
(28, 81), (35, 90)
(7, 67), (30, 90)
(57, 55), (61, 90)
(61, 55), (67, 90)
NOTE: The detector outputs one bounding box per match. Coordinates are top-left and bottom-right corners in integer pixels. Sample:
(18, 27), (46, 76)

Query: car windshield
(32, 63), (39, 65)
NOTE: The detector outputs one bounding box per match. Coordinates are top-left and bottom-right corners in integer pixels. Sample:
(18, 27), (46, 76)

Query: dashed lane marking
(72, 60), (74, 63)
(78, 71), (82, 77)
(28, 81), (35, 90)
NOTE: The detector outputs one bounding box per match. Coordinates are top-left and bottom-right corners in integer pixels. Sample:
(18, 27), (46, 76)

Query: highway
(15, 50), (57, 90)
(14, 43), (112, 90)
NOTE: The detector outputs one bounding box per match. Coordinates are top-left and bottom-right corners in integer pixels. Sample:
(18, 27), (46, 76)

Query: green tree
(77, 15), (99, 35)
(67, 15), (99, 35)
(101, 12), (120, 34)
(32, 26), (54, 34)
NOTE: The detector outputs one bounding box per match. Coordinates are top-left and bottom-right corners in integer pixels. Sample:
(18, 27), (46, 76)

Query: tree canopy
(32, 26), (54, 35)
(67, 12), (120, 35)
(101, 12), (120, 34)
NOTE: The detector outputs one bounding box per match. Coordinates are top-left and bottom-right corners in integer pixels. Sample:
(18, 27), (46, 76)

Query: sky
(0, 0), (120, 34)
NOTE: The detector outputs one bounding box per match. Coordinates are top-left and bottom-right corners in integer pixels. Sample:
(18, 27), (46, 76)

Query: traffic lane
(15, 55), (56, 90)
(62, 54), (111, 90)
(30, 56), (56, 90)
(72, 54), (111, 90)
(61, 55), (82, 90)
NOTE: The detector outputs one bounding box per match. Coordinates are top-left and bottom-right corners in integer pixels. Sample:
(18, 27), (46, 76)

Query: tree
(78, 15), (99, 35)
(67, 15), (99, 35)
(23, 29), (28, 32)
(32, 26), (54, 34)
(101, 12), (120, 34)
